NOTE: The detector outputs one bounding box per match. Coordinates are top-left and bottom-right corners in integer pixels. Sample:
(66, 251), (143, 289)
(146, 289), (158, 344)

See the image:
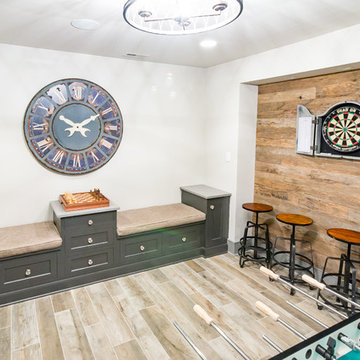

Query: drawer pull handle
(88, 237), (93, 244)
(140, 245), (145, 252)
(210, 205), (215, 210)
(182, 237), (187, 242)
(88, 259), (94, 266)
(25, 268), (31, 276)
(88, 219), (94, 226)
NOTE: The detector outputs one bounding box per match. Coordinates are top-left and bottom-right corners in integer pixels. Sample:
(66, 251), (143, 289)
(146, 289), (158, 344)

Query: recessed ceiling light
(71, 19), (100, 31)
(200, 39), (218, 48)
(123, 0), (243, 35)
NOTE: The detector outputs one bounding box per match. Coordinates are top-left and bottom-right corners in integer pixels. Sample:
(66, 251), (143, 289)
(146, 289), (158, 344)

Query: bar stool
(238, 202), (273, 268)
(318, 228), (360, 315)
(272, 213), (315, 295)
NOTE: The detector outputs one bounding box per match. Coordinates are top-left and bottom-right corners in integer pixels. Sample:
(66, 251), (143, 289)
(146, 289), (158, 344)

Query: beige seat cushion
(0, 222), (62, 258)
(117, 203), (206, 236)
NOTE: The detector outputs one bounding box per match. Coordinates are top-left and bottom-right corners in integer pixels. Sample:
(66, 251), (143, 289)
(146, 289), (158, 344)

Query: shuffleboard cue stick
(193, 305), (252, 360)
(286, 301), (329, 329)
(256, 301), (307, 340)
(302, 274), (360, 310)
(262, 335), (283, 353)
(173, 322), (207, 360)
(259, 266), (347, 319)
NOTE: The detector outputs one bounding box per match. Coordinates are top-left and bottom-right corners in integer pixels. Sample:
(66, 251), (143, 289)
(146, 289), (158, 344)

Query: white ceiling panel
(0, 0), (359, 67)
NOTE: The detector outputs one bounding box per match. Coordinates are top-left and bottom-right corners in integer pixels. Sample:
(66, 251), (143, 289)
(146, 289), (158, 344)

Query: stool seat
(327, 228), (360, 245)
(242, 203), (273, 213)
(276, 213), (313, 226)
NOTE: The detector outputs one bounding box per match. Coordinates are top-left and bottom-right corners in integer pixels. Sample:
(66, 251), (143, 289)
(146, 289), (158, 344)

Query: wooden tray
(59, 190), (110, 212)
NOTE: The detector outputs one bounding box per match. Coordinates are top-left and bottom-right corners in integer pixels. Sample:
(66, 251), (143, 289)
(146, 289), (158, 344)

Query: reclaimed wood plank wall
(254, 69), (360, 272)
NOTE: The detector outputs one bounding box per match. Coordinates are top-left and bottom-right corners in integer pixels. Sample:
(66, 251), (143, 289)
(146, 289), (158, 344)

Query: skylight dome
(123, 0), (243, 35)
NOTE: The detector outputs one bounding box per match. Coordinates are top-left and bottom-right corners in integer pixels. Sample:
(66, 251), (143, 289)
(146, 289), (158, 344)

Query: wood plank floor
(0, 254), (343, 360)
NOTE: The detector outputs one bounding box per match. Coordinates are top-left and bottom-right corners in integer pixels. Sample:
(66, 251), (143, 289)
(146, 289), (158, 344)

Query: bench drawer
(121, 233), (162, 263)
(163, 225), (203, 254)
(0, 252), (58, 291)
(69, 230), (112, 251)
(62, 211), (115, 230)
(67, 249), (113, 276)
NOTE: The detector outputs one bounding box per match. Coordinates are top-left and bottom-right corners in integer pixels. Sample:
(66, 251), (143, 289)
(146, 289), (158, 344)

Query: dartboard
(321, 103), (360, 153)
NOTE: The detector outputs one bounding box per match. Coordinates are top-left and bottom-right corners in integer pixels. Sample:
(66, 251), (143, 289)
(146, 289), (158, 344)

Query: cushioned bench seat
(117, 203), (206, 236)
(0, 221), (62, 258)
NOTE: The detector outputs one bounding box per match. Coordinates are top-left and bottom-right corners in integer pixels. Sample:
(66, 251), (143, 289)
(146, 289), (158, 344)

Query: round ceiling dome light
(123, 0), (243, 35)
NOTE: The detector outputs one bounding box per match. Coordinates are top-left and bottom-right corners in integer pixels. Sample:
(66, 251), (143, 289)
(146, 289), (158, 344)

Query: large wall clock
(24, 78), (123, 174)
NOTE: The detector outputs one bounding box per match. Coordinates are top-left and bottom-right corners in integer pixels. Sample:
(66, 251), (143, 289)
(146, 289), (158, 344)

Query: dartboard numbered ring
(321, 102), (360, 153)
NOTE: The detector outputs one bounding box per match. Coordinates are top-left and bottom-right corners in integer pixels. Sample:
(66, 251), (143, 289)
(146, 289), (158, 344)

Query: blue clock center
(53, 104), (101, 151)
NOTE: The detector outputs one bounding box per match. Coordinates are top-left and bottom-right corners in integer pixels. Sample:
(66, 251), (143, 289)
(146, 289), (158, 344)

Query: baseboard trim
(227, 240), (240, 255)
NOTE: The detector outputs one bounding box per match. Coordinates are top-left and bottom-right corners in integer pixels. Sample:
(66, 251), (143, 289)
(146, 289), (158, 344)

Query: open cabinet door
(296, 104), (315, 156)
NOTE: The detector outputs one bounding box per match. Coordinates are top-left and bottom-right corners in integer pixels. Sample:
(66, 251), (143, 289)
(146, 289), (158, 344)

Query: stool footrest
(239, 211), (272, 268)
(272, 251), (314, 272)
(319, 250), (360, 315)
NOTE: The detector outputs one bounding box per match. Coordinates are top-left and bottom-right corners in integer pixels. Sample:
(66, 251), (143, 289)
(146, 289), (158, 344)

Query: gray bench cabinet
(53, 207), (118, 277)
(0, 186), (230, 306)
(180, 185), (231, 255)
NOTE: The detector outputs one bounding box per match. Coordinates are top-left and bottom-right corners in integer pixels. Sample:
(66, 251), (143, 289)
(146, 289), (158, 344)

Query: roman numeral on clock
(101, 107), (113, 116)
(53, 149), (66, 164)
(37, 138), (53, 152)
(100, 139), (113, 149)
(72, 154), (82, 168)
(89, 150), (100, 162)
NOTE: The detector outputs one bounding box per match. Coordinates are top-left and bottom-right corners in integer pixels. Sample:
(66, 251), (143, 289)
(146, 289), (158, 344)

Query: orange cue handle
(193, 304), (214, 325)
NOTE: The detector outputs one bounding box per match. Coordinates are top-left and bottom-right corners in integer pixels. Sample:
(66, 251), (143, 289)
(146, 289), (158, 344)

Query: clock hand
(64, 127), (76, 137)
(59, 115), (76, 127)
(79, 114), (100, 127)
(79, 127), (91, 137)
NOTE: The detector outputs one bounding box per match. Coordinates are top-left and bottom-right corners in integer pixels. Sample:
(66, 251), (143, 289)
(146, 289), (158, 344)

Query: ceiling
(1, 0), (360, 68)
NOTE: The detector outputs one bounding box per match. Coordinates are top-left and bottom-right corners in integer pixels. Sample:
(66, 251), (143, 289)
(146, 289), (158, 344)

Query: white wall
(1, 23), (360, 237)
(204, 24), (360, 244)
(0, 44), (207, 227)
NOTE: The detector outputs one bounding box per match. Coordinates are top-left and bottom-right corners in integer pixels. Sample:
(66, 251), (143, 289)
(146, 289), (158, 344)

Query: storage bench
(0, 185), (230, 306)
(0, 222), (62, 294)
(116, 203), (206, 268)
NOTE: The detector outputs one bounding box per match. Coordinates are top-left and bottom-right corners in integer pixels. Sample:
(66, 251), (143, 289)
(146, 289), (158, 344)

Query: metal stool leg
(239, 227), (249, 268)
(336, 255), (344, 295)
(289, 225), (296, 295)
(254, 213), (259, 259)
(343, 245), (352, 300)
(350, 261), (357, 314)
(317, 256), (330, 310)
(265, 224), (271, 268)
(309, 241), (315, 278)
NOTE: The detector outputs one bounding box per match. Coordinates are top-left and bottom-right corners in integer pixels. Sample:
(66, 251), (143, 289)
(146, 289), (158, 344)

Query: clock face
(321, 103), (360, 153)
(24, 79), (123, 174)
